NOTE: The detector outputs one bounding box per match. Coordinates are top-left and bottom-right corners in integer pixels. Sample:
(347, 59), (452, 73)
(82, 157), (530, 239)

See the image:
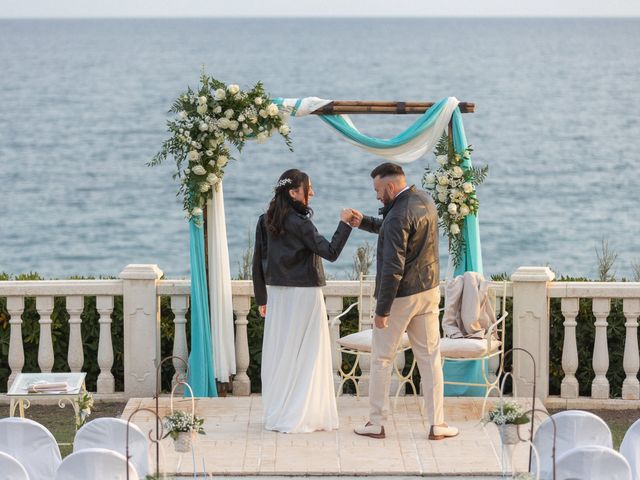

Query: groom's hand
(349, 209), (364, 228)
(374, 314), (389, 329)
(259, 305), (267, 318)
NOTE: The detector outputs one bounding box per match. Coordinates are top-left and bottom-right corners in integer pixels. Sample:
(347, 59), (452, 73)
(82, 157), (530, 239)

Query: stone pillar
(232, 294), (251, 396)
(120, 264), (163, 398)
(510, 266), (555, 400)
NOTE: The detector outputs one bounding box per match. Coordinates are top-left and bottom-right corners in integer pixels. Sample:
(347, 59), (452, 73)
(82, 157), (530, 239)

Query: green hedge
(0, 273), (635, 397)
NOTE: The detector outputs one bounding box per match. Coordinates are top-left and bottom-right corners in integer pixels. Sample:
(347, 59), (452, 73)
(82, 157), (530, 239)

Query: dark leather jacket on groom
(359, 185), (440, 317)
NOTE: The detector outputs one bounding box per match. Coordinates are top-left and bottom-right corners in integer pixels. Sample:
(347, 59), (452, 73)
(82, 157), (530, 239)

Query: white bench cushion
(337, 329), (411, 353)
(440, 337), (501, 359)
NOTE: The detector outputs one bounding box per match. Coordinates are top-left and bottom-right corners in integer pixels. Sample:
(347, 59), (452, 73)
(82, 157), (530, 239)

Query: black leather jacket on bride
(252, 211), (352, 306)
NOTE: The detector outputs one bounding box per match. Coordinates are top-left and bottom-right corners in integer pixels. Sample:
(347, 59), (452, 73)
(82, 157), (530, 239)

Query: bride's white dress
(261, 285), (339, 433)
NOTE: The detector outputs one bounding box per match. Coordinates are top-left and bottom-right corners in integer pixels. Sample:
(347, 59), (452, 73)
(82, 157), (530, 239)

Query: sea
(1, 18), (639, 280)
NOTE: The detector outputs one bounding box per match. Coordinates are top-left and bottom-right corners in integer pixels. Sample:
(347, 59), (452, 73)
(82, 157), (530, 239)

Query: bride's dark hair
(266, 169), (312, 236)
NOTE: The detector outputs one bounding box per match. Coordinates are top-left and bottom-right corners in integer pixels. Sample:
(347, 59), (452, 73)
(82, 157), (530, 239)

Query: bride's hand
(259, 305), (267, 317)
(340, 208), (354, 223)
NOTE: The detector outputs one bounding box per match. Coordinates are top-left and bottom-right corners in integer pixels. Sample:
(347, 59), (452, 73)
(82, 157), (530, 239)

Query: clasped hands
(340, 208), (364, 228)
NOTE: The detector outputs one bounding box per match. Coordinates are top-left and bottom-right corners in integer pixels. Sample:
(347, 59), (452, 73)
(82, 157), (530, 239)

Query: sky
(2, 0), (640, 18)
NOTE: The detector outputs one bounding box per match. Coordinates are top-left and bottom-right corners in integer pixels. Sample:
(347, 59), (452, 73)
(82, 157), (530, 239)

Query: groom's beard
(382, 189), (393, 206)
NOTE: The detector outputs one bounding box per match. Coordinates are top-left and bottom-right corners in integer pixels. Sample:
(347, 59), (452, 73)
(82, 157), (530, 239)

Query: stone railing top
(0, 280), (122, 296)
(548, 282), (640, 298)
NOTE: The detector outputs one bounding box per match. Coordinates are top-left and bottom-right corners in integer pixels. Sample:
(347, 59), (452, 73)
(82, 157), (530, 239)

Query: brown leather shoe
(354, 421), (386, 439)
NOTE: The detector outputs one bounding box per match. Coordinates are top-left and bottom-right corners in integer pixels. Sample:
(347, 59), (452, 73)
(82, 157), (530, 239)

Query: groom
(349, 162), (458, 440)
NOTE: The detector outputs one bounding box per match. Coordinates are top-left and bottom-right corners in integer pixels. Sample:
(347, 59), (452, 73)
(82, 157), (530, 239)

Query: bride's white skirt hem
(261, 286), (339, 434)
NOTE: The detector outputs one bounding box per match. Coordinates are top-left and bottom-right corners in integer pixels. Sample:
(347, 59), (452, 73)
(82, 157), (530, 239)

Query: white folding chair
(331, 273), (420, 409)
(0, 417), (61, 480)
(532, 410), (613, 480)
(0, 451), (30, 480)
(620, 418), (640, 480)
(74, 417), (149, 478)
(55, 448), (139, 480)
(556, 445), (631, 480)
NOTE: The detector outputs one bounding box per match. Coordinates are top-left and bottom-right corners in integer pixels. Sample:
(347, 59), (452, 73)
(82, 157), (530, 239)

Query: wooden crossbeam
(311, 101), (475, 115)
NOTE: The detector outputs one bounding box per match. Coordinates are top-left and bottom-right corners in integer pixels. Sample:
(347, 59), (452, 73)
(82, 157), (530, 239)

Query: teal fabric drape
(451, 107), (483, 276)
(319, 98), (447, 148)
(188, 216), (218, 397)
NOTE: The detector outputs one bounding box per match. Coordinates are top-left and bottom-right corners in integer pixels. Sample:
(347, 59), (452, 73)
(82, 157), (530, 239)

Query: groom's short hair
(370, 162), (405, 179)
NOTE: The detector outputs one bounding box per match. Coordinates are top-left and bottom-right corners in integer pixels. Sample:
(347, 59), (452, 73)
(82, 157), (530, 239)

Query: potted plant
(163, 410), (205, 452)
(483, 400), (530, 445)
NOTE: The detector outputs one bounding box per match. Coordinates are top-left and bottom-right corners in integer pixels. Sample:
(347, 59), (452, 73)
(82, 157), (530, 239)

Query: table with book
(7, 372), (86, 422)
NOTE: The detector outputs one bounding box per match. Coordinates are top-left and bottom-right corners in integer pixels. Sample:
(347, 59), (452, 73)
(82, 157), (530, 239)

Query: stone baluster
(560, 298), (580, 398)
(171, 295), (189, 390)
(622, 298), (640, 400)
(232, 294), (251, 396)
(36, 296), (55, 373)
(325, 295), (345, 391)
(66, 296), (85, 372)
(7, 296), (25, 390)
(591, 298), (611, 399)
(96, 295), (115, 393)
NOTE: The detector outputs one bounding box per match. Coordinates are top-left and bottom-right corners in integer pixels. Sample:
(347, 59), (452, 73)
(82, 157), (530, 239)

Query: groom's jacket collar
(379, 185), (416, 217)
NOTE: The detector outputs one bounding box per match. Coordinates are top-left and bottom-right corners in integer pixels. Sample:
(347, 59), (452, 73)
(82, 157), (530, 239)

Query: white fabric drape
(207, 183), (236, 382)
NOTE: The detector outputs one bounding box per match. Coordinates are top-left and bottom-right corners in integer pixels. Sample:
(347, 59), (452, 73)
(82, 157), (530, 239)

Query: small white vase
(173, 431), (192, 452)
(499, 423), (521, 445)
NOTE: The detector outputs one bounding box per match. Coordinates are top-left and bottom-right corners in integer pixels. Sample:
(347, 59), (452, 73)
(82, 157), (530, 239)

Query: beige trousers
(369, 286), (444, 426)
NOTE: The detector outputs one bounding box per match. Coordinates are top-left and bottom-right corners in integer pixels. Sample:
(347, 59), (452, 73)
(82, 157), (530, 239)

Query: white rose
(214, 106), (222, 114)
(188, 150), (201, 162)
(214, 89), (226, 101)
(224, 109), (234, 119)
(191, 207), (203, 216)
(460, 205), (470, 216)
(450, 224), (460, 235)
(447, 203), (458, 215)
(436, 184), (447, 193)
(463, 182), (474, 193)
(256, 132), (269, 143)
(228, 120), (239, 131)
(237, 114), (245, 122)
(216, 155), (228, 167)
(437, 193), (448, 203)
(259, 109), (267, 118)
(438, 175), (450, 186)
(205, 150), (213, 157)
(452, 166), (464, 178)
(199, 122), (208, 132)
(266, 103), (279, 117)
(217, 118), (230, 129)
(198, 96), (207, 105)
(184, 168), (190, 174)
(178, 110), (187, 119)
(279, 124), (291, 135)
(254, 97), (263, 105)
(196, 104), (207, 115)
(192, 165), (207, 175)
(199, 183), (210, 192)
(424, 173), (436, 186)
(207, 173), (219, 184)
(436, 155), (447, 165)
(227, 84), (240, 95)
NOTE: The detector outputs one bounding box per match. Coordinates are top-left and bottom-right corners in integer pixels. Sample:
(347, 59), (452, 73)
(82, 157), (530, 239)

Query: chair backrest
(55, 448), (139, 480)
(556, 445), (631, 480)
(358, 273), (376, 328)
(74, 417), (149, 477)
(620, 418), (640, 480)
(0, 417), (61, 480)
(532, 410), (613, 479)
(0, 451), (30, 480)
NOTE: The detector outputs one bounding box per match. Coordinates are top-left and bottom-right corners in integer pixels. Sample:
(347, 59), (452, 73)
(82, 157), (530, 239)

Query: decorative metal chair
(331, 273), (420, 410)
(439, 281), (509, 398)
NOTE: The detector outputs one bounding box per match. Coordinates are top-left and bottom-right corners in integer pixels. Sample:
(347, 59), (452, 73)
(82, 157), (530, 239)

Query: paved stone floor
(122, 395), (545, 477)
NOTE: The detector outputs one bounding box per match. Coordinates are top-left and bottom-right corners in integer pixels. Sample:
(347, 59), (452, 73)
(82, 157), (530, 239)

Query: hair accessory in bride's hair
(273, 178), (293, 192)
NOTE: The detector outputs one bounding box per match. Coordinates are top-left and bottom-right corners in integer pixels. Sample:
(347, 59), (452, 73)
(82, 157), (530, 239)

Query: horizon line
(1, 15), (639, 20)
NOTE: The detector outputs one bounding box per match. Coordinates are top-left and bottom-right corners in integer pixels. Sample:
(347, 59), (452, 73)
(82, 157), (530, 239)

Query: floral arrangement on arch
(150, 73), (292, 219)
(422, 133), (488, 267)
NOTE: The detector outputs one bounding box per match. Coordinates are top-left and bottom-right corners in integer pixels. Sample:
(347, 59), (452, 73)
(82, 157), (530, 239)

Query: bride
(252, 169), (353, 433)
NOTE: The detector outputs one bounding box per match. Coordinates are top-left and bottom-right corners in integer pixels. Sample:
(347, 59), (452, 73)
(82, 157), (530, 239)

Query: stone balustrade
(1, 264), (640, 407)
